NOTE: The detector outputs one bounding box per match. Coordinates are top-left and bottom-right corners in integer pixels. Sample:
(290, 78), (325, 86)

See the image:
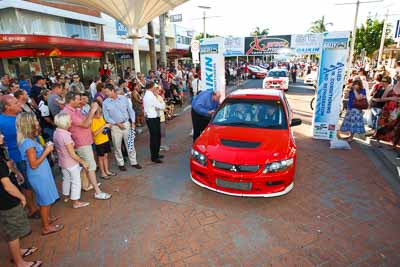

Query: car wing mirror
(290, 118), (302, 127)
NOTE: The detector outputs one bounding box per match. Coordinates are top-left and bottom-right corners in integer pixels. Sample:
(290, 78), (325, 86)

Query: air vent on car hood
(220, 139), (261, 148)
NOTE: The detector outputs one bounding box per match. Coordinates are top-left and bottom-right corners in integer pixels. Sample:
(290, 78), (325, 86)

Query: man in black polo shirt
(0, 133), (42, 267)
(30, 75), (46, 107)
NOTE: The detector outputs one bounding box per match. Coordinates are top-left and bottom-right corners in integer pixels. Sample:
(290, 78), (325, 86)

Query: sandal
(22, 246), (38, 258)
(30, 261), (42, 267)
(28, 210), (40, 219)
(49, 216), (61, 224)
(10, 247), (38, 263)
(42, 224), (64, 236)
(106, 171), (117, 176)
(100, 175), (111, 180)
(73, 202), (90, 209)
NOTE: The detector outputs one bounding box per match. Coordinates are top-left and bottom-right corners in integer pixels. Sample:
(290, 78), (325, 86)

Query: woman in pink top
(53, 112), (90, 209)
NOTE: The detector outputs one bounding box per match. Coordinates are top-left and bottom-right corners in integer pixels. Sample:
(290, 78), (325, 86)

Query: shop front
(0, 34), (133, 83)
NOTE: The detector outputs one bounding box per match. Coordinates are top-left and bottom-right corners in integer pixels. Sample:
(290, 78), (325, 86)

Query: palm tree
(251, 27), (269, 37)
(308, 16), (333, 33)
(159, 13), (167, 69)
(147, 21), (157, 71)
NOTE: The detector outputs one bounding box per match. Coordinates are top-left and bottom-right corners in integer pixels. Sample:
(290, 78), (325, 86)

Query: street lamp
(198, 5), (211, 40)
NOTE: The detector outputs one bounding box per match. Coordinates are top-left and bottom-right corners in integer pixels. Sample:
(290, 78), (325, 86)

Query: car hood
(195, 125), (292, 165)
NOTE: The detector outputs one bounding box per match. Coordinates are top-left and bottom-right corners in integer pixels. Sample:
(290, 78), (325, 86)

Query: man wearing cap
(191, 90), (221, 142)
(30, 76), (46, 107)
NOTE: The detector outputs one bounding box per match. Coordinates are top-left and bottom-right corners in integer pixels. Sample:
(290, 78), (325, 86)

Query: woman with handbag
(338, 79), (367, 142)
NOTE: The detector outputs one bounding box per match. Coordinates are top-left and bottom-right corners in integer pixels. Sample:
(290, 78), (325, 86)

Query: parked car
(190, 89), (302, 197)
(248, 65), (267, 79)
(263, 69), (289, 91)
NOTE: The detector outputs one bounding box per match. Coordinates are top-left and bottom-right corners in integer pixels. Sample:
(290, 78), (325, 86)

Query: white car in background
(304, 71), (318, 85)
(263, 69), (289, 91)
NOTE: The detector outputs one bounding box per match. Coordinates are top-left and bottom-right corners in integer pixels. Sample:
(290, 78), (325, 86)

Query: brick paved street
(1, 81), (399, 267)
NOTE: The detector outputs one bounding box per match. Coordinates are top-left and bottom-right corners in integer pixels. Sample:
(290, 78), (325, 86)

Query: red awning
(0, 34), (132, 53)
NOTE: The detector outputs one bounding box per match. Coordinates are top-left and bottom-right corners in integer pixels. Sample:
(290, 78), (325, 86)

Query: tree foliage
(195, 33), (217, 40)
(251, 27), (269, 37)
(308, 16), (333, 33)
(354, 17), (394, 57)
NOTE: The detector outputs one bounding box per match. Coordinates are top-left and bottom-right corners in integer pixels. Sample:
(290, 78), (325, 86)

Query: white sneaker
(94, 191), (112, 200)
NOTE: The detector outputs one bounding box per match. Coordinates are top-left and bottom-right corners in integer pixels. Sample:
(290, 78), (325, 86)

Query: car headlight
(263, 158), (294, 173)
(191, 148), (207, 166)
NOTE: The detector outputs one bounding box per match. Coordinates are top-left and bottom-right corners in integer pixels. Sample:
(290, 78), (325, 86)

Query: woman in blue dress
(16, 112), (63, 236)
(338, 79), (367, 141)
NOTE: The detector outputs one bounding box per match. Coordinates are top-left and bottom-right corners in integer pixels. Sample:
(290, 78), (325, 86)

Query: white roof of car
(230, 89), (283, 98)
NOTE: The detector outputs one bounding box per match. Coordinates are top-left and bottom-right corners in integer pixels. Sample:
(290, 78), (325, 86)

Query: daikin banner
(312, 32), (350, 140)
(200, 38), (226, 100)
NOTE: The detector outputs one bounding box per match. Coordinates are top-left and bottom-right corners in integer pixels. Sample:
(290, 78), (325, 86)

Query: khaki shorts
(0, 205), (31, 242)
(76, 145), (97, 171)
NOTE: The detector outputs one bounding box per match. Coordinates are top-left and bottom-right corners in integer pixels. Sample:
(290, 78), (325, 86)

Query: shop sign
(116, 53), (133, 59)
(0, 35), (27, 43)
(244, 35), (291, 55)
(116, 21), (128, 36)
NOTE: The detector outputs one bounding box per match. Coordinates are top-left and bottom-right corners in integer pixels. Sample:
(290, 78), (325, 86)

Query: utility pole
(335, 0), (383, 67)
(198, 6), (211, 40)
(377, 9), (389, 65)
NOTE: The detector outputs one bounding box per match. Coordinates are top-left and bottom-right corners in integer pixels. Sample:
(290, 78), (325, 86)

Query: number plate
(216, 178), (252, 191)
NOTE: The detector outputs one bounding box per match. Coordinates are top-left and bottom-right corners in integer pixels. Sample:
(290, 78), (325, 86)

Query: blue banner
(312, 32), (349, 140)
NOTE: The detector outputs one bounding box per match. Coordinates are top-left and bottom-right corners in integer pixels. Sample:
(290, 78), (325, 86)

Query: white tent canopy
(63, 0), (189, 72)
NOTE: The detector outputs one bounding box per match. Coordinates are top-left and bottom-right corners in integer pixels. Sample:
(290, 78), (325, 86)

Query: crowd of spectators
(338, 61), (400, 157)
(0, 63), (199, 266)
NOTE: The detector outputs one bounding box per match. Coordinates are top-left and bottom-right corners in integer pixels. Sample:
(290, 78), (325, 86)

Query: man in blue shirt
(191, 90), (221, 141)
(103, 84), (142, 171)
(0, 95), (38, 218)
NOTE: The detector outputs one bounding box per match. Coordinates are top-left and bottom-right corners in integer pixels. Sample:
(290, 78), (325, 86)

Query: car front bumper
(190, 160), (295, 197)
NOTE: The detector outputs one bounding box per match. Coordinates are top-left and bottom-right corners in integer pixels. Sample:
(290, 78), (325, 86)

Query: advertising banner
(291, 33), (323, 54)
(312, 32), (350, 140)
(244, 35), (291, 55)
(223, 37), (245, 56)
(200, 40), (226, 100)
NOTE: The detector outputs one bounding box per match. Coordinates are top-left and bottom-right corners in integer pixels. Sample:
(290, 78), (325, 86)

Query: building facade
(0, 0), (193, 83)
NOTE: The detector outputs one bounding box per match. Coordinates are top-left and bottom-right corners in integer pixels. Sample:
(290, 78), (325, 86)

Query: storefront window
(65, 18), (83, 38)
(6, 58), (42, 79)
(82, 58), (101, 81)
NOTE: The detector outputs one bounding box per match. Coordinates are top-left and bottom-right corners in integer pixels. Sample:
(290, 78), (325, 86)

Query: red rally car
(190, 89), (302, 197)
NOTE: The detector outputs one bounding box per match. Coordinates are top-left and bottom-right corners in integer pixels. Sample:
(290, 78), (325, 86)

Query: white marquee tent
(63, 0), (189, 72)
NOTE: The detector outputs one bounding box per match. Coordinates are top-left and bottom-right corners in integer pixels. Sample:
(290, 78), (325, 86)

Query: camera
(102, 127), (111, 134)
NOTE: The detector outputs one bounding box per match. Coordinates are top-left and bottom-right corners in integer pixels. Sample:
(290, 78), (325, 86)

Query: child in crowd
(90, 107), (116, 180)
(53, 112), (90, 209)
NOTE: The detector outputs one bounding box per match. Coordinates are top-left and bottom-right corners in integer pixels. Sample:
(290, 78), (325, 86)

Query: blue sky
(172, 0), (400, 37)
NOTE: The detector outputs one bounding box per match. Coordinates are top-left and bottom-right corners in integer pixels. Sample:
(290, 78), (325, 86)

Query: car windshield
(268, 71), (286, 78)
(211, 99), (288, 129)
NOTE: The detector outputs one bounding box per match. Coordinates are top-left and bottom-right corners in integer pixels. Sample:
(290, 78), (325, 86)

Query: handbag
(353, 98), (368, 110)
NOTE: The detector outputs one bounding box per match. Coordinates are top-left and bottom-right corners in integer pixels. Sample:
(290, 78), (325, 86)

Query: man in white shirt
(191, 74), (202, 96)
(143, 81), (166, 163)
(90, 76), (101, 99)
